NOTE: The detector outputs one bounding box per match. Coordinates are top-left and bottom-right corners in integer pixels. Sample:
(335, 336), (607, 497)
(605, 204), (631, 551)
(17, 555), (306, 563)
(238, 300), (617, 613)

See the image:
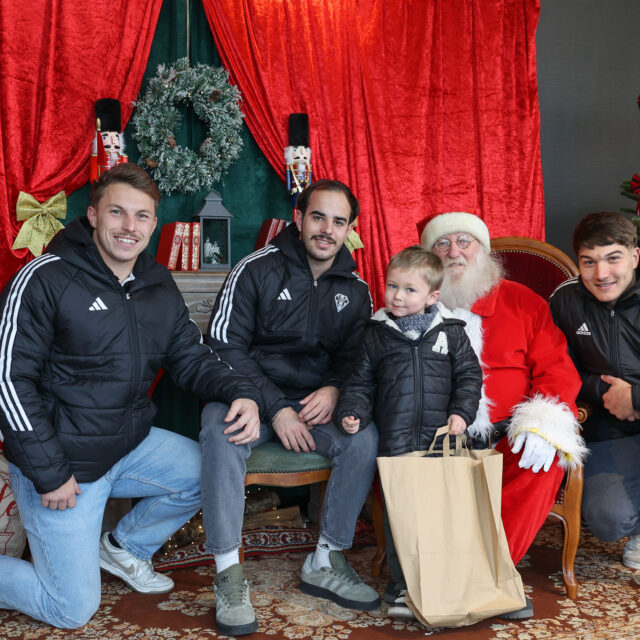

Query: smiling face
(385, 266), (440, 318)
(87, 182), (157, 282)
(296, 189), (354, 279)
(433, 232), (482, 280)
(578, 243), (640, 304)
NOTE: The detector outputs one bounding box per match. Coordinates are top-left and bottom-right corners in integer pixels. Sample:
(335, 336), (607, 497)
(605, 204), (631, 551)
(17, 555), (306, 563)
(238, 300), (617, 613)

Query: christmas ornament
(132, 58), (244, 194)
(12, 191), (66, 257)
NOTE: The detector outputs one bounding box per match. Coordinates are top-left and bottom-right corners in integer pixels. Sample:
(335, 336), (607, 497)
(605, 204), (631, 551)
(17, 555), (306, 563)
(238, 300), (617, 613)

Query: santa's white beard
(439, 251), (503, 310)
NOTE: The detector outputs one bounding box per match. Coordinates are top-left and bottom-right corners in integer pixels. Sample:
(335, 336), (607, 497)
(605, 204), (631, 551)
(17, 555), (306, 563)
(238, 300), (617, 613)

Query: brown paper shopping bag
(377, 426), (525, 627)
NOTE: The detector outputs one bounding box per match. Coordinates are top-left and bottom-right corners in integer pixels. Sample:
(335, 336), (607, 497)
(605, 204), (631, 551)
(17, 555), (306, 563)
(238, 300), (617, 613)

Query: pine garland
(132, 58), (244, 194)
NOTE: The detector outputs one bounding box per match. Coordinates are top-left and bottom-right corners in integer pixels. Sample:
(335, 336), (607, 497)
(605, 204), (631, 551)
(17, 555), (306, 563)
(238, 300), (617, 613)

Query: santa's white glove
(512, 432), (557, 473)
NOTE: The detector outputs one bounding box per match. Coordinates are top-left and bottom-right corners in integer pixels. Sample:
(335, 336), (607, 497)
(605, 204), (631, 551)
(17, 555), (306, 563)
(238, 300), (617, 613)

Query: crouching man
(0, 164), (261, 628)
(550, 212), (640, 569)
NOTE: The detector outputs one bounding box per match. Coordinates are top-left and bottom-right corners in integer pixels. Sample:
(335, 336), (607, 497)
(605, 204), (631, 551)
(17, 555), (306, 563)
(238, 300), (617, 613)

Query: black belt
(470, 418), (510, 449)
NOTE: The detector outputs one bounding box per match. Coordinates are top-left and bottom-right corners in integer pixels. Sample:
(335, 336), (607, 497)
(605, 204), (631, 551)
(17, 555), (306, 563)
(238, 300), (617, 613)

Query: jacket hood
(46, 217), (165, 288)
(272, 222), (359, 279)
(371, 302), (462, 336)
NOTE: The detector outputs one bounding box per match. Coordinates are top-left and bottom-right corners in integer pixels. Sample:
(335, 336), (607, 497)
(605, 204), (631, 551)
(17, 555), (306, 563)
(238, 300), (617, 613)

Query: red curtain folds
(0, 0), (162, 290)
(203, 0), (544, 306)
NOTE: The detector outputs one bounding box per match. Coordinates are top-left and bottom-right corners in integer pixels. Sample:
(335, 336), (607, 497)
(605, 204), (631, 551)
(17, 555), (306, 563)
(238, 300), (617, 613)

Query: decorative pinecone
(167, 136), (177, 148)
(199, 137), (212, 154)
(209, 90), (221, 102)
(146, 158), (158, 168)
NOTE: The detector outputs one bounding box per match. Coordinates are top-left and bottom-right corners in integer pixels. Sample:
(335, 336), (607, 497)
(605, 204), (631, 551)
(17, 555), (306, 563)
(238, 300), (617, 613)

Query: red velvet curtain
(203, 0), (544, 306)
(0, 0), (162, 290)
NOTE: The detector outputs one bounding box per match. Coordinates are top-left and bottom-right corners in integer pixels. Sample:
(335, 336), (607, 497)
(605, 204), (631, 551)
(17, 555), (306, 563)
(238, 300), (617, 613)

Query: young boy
(334, 245), (482, 618)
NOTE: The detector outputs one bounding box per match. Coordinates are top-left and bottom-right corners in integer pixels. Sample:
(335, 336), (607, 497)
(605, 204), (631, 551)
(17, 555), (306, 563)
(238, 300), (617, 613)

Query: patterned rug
(1, 524), (639, 639)
(154, 520), (376, 571)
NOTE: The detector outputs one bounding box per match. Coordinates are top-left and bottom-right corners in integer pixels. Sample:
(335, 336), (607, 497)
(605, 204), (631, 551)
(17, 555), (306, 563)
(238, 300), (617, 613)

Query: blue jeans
(582, 433), (640, 541)
(0, 427), (201, 628)
(200, 402), (378, 553)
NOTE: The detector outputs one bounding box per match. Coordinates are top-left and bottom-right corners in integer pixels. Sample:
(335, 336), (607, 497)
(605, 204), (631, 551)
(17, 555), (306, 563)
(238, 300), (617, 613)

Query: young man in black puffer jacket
(550, 212), (640, 571)
(334, 245), (482, 618)
(0, 164), (261, 629)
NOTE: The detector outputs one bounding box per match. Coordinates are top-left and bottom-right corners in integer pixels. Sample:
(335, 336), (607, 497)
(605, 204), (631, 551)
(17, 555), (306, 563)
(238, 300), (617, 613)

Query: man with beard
(200, 180), (379, 636)
(419, 211), (586, 619)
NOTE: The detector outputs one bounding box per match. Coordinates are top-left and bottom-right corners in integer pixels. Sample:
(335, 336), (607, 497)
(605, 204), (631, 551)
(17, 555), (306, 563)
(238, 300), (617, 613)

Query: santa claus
(419, 211), (587, 618)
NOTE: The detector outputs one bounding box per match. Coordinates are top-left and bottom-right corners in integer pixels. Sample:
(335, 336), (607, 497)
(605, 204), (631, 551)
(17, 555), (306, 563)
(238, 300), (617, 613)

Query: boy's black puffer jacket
(335, 305), (482, 455)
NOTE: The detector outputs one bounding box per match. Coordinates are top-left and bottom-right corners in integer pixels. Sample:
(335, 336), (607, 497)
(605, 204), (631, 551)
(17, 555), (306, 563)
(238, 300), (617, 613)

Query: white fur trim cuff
(420, 212), (491, 252)
(507, 394), (588, 469)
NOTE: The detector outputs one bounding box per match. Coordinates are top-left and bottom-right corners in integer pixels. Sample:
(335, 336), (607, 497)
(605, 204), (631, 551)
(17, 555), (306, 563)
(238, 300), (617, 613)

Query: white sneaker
(388, 590), (416, 620)
(623, 534), (640, 569)
(99, 532), (174, 594)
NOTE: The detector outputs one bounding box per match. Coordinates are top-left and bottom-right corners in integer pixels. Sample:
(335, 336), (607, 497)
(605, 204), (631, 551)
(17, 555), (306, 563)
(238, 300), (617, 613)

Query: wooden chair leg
(371, 490), (386, 577)
(550, 510), (578, 600)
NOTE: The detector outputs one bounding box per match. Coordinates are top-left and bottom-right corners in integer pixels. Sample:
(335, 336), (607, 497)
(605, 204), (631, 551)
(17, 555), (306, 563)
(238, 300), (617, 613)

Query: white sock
(312, 536), (341, 570)
(214, 549), (240, 573)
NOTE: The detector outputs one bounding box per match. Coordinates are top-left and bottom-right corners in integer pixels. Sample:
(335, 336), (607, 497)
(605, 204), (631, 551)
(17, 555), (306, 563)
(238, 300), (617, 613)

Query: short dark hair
(296, 179), (360, 223)
(387, 245), (444, 290)
(90, 164), (161, 212)
(572, 212), (638, 256)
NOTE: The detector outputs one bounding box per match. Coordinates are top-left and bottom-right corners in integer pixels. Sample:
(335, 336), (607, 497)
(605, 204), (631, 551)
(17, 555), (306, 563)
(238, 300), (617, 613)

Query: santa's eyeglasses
(432, 235), (477, 254)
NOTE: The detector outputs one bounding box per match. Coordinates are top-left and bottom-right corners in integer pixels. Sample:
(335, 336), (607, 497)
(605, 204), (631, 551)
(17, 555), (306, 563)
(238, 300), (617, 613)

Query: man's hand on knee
(298, 386), (339, 426)
(272, 407), (316, 452)
(40, 475), (82, 510)
(224, 399), (261, 445)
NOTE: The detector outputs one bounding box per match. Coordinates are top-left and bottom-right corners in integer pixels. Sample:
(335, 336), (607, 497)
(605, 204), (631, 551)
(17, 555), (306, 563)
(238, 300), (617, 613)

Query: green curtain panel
(64, 0), (292, 438)
(65, 0), (291, 263)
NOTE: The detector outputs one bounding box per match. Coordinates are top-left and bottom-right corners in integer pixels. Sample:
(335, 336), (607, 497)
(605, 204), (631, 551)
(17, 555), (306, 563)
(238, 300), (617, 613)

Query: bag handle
(425, 425), (469, 457)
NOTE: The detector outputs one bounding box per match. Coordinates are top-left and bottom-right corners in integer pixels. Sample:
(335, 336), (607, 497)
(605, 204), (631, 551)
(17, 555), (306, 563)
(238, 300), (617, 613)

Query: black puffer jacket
(550, 274), (640, 442)
(205, 223), (373, 421)
(334, 305), (482, 456)
(0, 217), (261, 493)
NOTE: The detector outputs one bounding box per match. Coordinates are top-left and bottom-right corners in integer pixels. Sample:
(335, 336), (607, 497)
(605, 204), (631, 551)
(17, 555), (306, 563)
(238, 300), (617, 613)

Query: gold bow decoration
(344, 218), (364, 255)
(12, 191), (67, 257)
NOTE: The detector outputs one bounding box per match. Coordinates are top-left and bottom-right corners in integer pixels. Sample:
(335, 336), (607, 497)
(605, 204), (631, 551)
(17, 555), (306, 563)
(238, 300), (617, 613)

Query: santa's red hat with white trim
(417, 212), (491, 252)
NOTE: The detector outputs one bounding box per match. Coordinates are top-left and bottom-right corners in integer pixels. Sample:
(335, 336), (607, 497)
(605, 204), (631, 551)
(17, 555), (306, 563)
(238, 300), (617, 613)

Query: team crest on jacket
(335, 293), (349, 312)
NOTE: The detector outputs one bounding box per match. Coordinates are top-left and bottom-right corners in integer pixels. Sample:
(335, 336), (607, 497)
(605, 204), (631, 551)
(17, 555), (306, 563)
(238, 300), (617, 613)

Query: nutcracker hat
(417, 211), (491, 252)
(95, 98), (122, 132)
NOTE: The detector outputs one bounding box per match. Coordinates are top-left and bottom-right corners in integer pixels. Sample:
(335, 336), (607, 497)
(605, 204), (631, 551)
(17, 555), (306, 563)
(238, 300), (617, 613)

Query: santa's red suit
(454, 279), (585, 563)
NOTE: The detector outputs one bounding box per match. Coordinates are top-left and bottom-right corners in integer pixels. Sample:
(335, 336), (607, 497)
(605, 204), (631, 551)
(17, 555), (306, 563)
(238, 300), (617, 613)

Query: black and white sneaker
(387, 590), (416, 620)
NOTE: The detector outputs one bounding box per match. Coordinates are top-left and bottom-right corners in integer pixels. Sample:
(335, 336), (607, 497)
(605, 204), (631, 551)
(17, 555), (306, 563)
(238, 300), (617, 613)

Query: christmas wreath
(132, 58), (244, 194)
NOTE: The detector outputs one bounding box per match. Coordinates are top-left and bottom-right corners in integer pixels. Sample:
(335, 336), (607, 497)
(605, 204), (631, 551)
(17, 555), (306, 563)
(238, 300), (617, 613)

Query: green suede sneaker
(299, 550), (381, 610)
(213, 564), (258, 636)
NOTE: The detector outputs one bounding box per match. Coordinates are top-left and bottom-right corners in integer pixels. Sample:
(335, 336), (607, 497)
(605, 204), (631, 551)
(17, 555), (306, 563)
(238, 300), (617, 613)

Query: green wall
(65, 0), (293, 437)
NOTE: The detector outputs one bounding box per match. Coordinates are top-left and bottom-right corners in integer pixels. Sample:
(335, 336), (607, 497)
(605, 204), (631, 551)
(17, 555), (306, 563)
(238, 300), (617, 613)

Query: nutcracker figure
(90, 98), (128, 182)
(284, 113), (312, 211)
